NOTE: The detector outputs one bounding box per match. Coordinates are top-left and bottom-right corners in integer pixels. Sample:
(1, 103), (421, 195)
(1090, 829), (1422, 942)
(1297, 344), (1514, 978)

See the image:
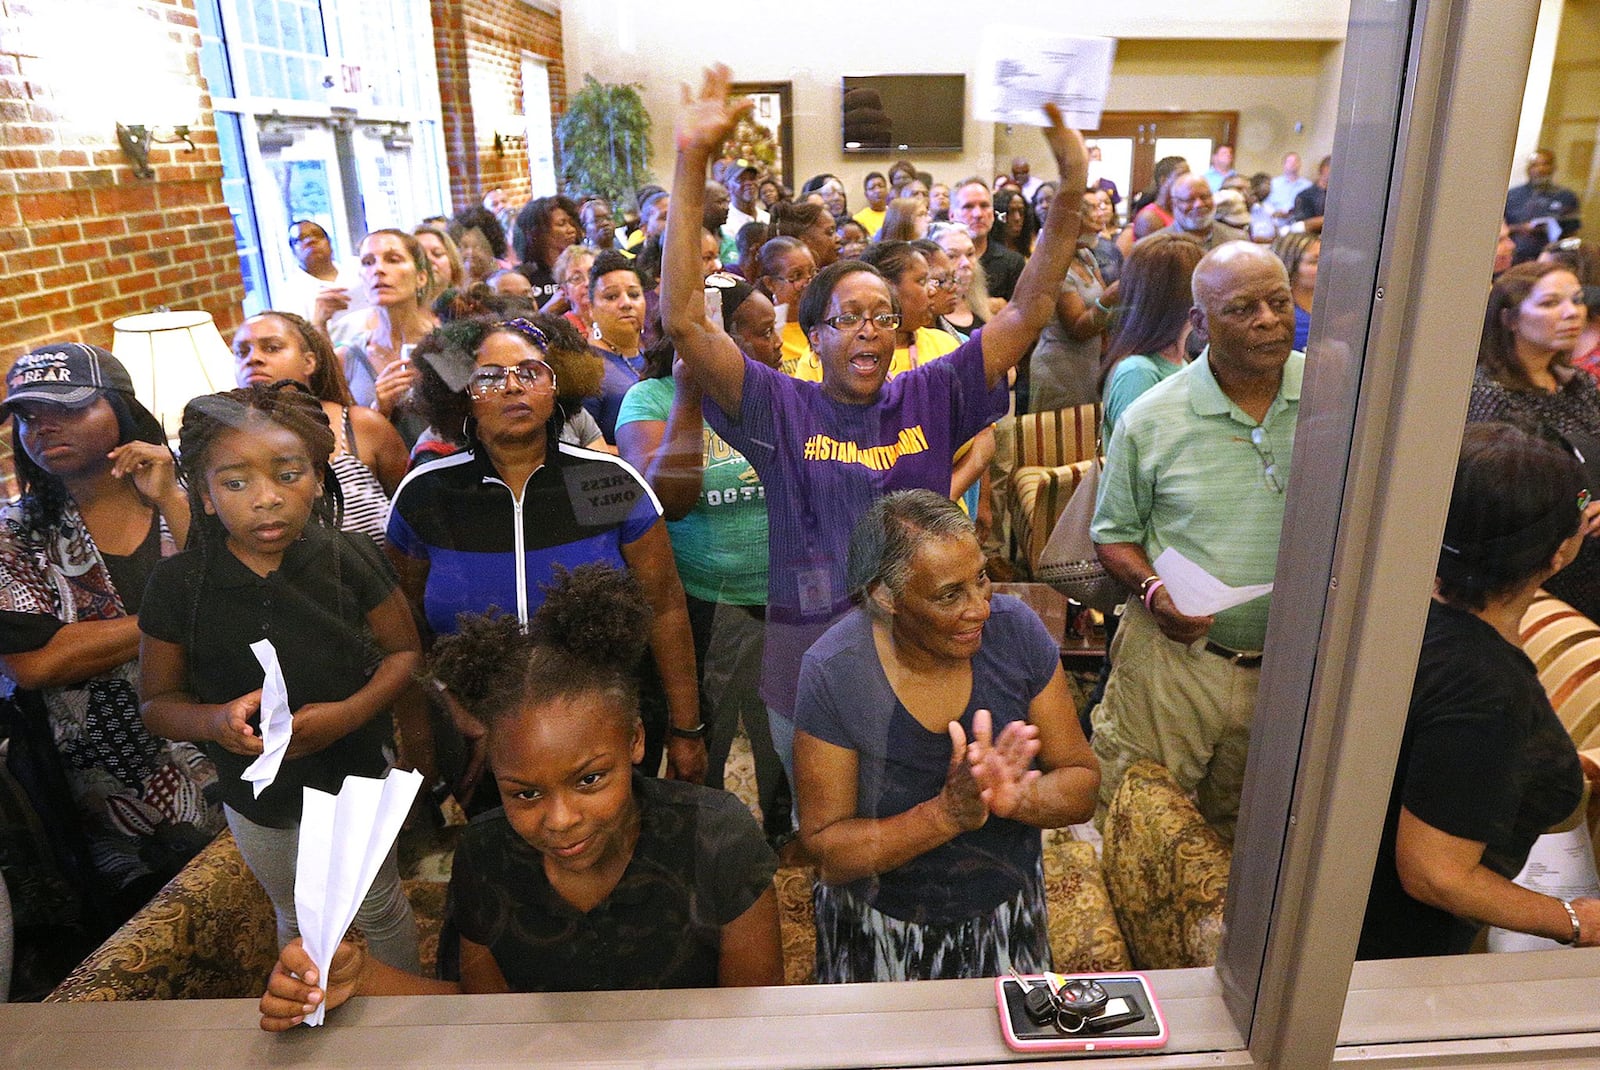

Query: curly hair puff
(428, 563), (652, 731)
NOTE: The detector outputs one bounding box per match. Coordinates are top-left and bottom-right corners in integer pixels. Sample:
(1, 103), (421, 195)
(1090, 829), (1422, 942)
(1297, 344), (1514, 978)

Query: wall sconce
(381, 122), (413, 152)
(493, 130), (527, 158)
(116, 122), (197, 180)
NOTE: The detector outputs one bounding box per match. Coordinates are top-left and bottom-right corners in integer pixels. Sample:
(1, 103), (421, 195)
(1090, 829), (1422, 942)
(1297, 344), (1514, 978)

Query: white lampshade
(111, 310), (235, 439)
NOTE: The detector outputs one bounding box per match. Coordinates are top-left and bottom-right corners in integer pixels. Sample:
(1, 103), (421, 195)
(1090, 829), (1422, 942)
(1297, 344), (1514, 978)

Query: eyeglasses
(778, 270), (816, 287)
(927, 274), (958, 291)
(468, 358), (557, 399)
(1248, 426), (1285, 493)
(822, 311), (902, 332)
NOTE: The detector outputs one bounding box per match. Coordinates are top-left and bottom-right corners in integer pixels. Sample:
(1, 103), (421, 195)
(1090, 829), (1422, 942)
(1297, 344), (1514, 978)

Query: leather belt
(1203, 641), (1264, 668)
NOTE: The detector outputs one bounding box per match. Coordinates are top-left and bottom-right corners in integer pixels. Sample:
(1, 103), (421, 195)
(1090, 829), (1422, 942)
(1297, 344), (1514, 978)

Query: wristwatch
(668, 722), (709, 740)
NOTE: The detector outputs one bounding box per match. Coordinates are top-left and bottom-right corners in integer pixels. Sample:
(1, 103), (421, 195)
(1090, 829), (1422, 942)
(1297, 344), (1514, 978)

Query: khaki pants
(1090, 597), (1261, 843)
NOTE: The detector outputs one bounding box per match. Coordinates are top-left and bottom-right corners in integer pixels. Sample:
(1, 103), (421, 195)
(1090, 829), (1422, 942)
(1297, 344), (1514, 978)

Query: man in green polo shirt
(1089, 241), (1301, 842)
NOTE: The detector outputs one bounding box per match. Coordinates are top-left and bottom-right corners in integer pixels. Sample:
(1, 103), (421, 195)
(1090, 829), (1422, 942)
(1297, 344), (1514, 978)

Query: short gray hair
(847, 490), (976, 611)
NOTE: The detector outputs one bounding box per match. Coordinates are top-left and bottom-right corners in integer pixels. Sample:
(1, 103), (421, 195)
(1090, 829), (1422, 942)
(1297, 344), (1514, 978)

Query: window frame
(9, 1), (1600, 1064)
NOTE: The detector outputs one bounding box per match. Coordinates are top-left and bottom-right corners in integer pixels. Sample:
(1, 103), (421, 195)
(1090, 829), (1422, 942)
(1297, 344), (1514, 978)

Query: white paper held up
(1153, 547), (1274, 617)
(294, 768), (424, 1026)
(241, 638), (293, 798)
(972, 27), (1117, 130)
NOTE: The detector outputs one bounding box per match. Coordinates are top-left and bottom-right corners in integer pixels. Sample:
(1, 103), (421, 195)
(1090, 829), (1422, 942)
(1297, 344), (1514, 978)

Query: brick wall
(0, 0), (245, 365)
(431, 0), (565, 212)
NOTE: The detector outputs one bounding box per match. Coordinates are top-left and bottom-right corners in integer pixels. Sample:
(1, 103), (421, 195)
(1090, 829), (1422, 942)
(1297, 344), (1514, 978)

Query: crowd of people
(2, 64), (1598, 1011)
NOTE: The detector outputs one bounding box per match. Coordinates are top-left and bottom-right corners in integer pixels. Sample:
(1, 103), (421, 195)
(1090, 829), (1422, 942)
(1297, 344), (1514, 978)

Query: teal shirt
(1092, 348), (1303, 650)
(1101, 353), (1185, 446)
(615, 377), (770, 605)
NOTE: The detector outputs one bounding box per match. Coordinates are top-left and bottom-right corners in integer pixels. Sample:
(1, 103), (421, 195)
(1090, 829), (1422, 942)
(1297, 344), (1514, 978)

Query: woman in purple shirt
(661, 65), (1089, 784)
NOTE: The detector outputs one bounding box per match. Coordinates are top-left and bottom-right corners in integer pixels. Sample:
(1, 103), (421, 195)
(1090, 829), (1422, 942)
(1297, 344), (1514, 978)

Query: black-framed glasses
(500, 317), (550, 352)
(927, 273), (958, 291)
(822, 311), (902, 332)
(467, 359), (557, 399)
(1248, 426), (1285, 493)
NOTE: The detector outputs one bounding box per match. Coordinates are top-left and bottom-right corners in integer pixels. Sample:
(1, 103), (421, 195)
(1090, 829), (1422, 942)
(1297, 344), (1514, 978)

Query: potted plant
(557, 75), (653, 209)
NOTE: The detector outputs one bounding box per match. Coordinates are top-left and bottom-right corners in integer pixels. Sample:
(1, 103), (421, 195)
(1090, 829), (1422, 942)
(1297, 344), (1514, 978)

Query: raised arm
(661, 65), (753, 415)
(980, 104), (1089, 387)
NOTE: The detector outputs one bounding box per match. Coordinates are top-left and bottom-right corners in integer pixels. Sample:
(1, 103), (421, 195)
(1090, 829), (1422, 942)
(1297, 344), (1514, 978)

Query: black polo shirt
(443, 774), (777, 990)
(140, 524), (396, 826)
(979, 241), (1026, 301)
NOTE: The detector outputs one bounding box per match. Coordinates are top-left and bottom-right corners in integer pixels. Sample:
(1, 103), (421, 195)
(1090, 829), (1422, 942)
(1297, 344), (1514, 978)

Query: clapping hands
(937, 709), (1042, 832)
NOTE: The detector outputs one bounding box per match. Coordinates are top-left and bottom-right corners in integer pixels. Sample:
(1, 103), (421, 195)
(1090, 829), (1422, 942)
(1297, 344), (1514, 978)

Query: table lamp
(111, 309), (235, 440)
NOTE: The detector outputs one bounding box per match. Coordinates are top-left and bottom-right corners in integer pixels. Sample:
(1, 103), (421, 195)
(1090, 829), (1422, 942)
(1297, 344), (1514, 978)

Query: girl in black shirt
(258, 565), (781, 1030)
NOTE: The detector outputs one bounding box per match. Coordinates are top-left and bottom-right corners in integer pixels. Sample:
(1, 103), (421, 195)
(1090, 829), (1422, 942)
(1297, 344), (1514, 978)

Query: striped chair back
(1012, 459), (1095, 577)
(1520, 594), (1600, 751)
(1013, 403), (1103, 470)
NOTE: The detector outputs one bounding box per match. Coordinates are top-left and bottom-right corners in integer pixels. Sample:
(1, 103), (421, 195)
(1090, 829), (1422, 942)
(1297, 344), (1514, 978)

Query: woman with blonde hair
(878, 196), (930, 243)
(929, 222), (993, 335)
(414, 224), (464, 305)
(335, 229), (439, 436)
(552, 243), (597, 337)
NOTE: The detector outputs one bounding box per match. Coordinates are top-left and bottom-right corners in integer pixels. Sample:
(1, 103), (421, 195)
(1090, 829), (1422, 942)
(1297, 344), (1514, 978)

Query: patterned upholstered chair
(1012, 403), (1102, 471)
(1010, 460), (1096, 578)
(1100, 761), (1231, 970)
(47, 831), (446, 1002)
(1521, 593), (1600, 752)
(1006, 404), (1101, 577)
(1519, 593), (1600, 867)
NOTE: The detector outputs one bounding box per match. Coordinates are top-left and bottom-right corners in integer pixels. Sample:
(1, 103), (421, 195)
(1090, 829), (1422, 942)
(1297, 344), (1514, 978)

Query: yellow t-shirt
(852, 207), (887, 238)
(779, 321), (815, 378)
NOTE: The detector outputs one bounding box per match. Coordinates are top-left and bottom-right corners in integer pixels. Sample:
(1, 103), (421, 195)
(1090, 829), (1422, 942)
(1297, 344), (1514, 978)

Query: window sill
(1, 969), (1246, 1068)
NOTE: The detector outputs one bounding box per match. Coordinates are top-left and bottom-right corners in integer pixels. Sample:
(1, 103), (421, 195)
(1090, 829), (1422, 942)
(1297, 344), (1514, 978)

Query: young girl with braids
(138, 382), (423, 970)
(258, 565), (781, 1029)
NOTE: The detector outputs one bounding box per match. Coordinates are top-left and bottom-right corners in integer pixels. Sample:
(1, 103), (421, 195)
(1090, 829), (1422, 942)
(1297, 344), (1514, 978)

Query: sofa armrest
(1042, 829), (1131, 971)
(46, 830), (277, 1002)
(1101, 761), (1231, 970)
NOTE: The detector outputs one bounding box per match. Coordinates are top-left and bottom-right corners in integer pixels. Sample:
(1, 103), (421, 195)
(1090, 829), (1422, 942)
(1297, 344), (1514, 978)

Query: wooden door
(1085, 111), (1239, 216)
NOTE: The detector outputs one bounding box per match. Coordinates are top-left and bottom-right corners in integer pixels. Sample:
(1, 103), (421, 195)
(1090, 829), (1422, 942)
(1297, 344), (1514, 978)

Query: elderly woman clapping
(794, 490), (1099, 982)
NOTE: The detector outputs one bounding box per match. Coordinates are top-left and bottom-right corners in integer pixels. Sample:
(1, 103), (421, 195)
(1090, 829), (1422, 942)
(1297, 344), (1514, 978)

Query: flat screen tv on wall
(841, 74), (965, 154)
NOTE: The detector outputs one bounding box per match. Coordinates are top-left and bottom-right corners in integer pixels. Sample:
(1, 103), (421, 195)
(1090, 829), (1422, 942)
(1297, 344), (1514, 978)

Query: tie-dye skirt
(813, 859), (1050, 983)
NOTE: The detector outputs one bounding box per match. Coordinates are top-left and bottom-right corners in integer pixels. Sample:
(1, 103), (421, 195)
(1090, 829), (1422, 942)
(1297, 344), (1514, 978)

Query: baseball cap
(3, 343), (136, 411)
(1214, 190), (1251, 229)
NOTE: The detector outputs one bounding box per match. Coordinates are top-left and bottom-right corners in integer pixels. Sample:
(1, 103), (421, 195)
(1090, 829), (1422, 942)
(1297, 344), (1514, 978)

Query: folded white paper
(295, 768), (424, 1025)
(973, 28), (1117, 130)
(1154, 547), (1274, 617)
(1487, 824), (1600, 952)
(241, 639), (293, 798)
